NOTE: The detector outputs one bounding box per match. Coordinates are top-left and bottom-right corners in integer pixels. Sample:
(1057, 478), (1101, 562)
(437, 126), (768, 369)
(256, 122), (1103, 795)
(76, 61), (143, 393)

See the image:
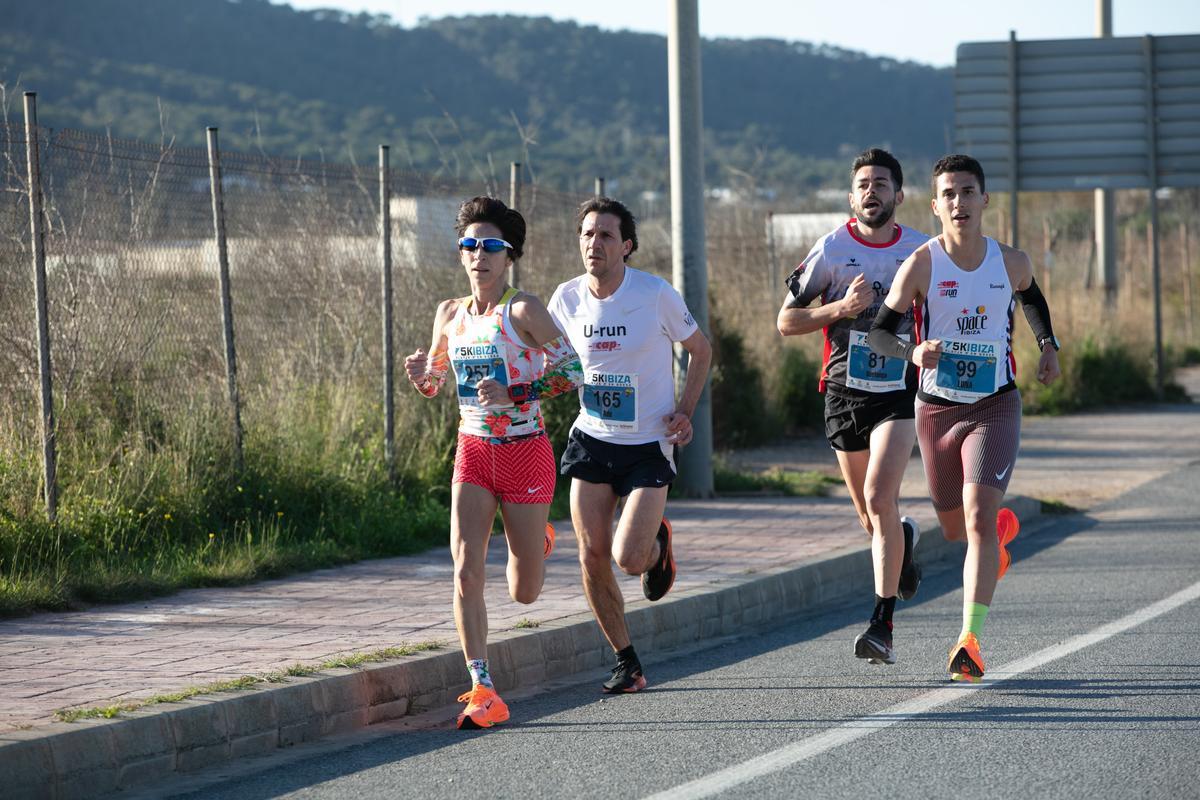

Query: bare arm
(477, 294), (584, 406)
(664, 328), (712, 446)
(404, 298), (455, 397)
(508, 293), (565, 348)
(1001, 243), (1035, 292)
(872, 246), (942, 369)
(777, 273), (872, 336)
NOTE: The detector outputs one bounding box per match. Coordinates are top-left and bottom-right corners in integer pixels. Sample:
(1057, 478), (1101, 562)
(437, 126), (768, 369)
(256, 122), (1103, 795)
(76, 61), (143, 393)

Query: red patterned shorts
(452, 432), (556, 504)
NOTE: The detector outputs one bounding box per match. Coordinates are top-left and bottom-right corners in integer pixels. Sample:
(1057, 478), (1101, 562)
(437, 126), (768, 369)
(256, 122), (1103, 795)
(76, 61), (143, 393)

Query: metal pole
(1007, 30), (1020, 249)
(1182, 223), (1195, 344)
(1144, 36), (1164, 400)
(379, 145), (395, 483)
(509, 161), (521, 290)
(668, 0), (712, 497)
(594, 176), (605, 198)
(23, 92), (57, 522)
(206, 128), (245, 471)
(1095, 0), (1117, 304)
(765, 211), (777, 289)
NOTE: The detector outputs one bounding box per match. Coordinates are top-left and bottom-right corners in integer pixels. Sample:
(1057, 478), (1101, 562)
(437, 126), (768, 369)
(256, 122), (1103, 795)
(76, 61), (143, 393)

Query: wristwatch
(1038, 335), (1060, 352)
(507, 383), (533, 403)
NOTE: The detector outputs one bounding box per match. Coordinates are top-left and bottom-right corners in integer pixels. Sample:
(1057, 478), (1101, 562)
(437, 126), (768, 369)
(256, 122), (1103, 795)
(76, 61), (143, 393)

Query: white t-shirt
(548, 266), (698, 446)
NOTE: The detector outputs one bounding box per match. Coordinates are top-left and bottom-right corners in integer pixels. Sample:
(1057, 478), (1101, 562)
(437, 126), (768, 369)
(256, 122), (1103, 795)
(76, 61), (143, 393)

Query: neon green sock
(961, 601), (990, 639)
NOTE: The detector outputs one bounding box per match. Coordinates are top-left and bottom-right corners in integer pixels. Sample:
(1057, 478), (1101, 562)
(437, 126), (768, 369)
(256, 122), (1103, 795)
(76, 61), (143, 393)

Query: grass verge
(712, 461), (838, 497)
(53, 641), (443, 723)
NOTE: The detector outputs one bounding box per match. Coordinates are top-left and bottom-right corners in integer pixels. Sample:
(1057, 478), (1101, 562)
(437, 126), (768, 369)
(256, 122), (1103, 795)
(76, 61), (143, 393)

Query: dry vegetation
(0, 123), (1195, 614)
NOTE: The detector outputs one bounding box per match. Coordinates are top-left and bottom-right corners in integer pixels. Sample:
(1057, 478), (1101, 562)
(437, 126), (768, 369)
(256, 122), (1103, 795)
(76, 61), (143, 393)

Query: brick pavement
(0, 495), (867, 733)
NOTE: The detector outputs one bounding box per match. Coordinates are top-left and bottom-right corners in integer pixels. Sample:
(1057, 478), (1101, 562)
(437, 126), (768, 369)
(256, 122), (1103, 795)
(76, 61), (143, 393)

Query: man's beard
(855, 199), (894, 229)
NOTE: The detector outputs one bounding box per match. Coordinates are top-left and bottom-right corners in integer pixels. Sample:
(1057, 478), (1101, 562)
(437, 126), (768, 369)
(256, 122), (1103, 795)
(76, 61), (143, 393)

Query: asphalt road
(143, 461), (1200, 800)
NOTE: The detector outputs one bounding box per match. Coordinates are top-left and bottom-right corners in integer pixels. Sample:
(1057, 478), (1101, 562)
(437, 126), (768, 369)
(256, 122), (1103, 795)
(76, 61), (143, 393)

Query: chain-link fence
(0, 109), (638, 519)
(4, 101), (1199, 522)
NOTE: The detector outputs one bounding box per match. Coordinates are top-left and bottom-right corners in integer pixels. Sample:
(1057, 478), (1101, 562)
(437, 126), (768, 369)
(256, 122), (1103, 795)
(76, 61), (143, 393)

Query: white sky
(277, 0), (1200, 67)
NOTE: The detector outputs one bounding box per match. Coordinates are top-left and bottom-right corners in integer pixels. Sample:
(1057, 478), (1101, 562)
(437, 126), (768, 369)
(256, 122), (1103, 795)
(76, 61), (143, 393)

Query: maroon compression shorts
(915, 389), (1021, 511)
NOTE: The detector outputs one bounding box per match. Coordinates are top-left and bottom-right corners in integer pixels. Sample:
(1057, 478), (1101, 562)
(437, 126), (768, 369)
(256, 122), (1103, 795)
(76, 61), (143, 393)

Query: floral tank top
(447, 288), (546, 439)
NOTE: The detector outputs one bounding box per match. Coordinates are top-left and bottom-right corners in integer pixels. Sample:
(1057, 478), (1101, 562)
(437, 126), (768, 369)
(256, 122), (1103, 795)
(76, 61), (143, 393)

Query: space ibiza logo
(938, 280), (958, 298)
(956, 305), (988, 336)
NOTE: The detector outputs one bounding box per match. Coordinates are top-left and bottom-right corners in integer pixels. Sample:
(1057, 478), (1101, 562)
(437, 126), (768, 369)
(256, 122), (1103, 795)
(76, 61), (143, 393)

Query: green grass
(4, 326), (1193, 618)
(1040, 499), (1079, 515)
(0, 381), (457, 617)
(53, 641), (442, 722)
(712, 461), (838, 497)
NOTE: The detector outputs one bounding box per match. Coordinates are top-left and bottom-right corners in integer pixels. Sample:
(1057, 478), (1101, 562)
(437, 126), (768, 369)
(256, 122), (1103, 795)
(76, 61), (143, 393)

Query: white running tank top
(917, 237), (1017, 404)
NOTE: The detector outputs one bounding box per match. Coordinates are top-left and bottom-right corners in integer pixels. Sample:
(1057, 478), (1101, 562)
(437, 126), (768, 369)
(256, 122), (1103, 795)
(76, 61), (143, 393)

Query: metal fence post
(1144, 35), (1164, 400)
(1007, 30), (1020, 249)
(765, 211), (776, 290)
(23, 92), (58, 523)
(379, 145), (396, 483)
(1182, 222), (1194, 344)
(509, 161), (521, 289)
(206, 128), (245, 471)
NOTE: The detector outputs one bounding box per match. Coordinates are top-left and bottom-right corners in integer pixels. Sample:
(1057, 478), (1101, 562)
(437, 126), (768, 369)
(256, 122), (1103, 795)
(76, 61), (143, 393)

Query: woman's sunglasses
(457, 237), (512, 253)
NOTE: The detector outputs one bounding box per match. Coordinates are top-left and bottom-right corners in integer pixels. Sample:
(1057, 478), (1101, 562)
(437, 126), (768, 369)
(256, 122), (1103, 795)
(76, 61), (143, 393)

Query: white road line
(645, 579), (1200, 800)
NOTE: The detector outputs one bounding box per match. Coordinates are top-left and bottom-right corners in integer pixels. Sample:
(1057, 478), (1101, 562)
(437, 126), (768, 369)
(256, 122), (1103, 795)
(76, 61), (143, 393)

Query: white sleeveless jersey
(548, 267), (698, 446)
(786, 221), (928, 393)
(917, 237), (1017, 404)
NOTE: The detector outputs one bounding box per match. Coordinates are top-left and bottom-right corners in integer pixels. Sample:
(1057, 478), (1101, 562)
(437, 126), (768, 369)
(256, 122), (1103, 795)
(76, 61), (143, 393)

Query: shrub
(709, 316), (776, 449)
(770, 346), (825, 435)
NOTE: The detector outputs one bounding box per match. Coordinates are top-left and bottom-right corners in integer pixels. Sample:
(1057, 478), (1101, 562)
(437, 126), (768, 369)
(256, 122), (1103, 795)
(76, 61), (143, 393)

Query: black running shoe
(898, 516), (922, 601)
(641, 518), (675, 602)
(854, 620), (895, 665)
(601, 658), (647, 693)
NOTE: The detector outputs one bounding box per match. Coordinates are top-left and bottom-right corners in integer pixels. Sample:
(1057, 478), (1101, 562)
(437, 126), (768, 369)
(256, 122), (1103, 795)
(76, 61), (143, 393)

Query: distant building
(390, 196), (460, 269)
(770, 212), (848, 252)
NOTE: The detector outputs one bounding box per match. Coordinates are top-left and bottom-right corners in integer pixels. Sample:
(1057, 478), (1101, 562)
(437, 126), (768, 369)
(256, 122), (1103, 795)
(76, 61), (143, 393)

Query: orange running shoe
(997, 508), (1020, 548)
(544, 522), (555, 559)
(947, 632), (985, 683)
(455, 684), (510, 729)
(996, 508), (1020, 580)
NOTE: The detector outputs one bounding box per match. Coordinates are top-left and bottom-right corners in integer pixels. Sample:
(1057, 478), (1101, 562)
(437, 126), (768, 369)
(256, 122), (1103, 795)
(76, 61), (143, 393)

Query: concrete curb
(0, 496), (1042, 799)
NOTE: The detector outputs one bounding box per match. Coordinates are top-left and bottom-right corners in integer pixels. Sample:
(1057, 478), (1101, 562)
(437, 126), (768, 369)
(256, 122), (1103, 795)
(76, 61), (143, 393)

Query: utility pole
(1095, 0), (1117, 304)
(668, 0), (713, 496)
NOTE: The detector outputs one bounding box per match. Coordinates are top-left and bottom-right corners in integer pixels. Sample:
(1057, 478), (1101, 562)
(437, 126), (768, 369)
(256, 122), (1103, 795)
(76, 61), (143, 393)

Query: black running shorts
(823, 385), (916, 452)
(559, 428), (675, 497)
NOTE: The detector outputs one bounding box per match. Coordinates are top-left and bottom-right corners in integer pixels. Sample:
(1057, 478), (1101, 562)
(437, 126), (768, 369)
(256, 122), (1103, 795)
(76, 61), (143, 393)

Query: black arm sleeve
(867, 304), (916, 362)
(1014, 277), (1055, 344)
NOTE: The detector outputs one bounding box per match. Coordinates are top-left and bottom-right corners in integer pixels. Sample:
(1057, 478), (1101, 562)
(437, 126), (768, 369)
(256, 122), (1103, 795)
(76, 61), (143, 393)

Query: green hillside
(1, 0), (953, 196)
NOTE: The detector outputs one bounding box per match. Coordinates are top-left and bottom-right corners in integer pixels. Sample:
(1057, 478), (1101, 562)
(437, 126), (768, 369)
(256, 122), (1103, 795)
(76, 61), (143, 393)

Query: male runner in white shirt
(548, 197), (711, 693)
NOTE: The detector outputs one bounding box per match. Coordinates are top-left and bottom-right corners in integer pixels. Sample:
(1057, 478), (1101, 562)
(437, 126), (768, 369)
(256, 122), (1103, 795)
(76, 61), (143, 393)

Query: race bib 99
(934, 339), (1000, 402)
